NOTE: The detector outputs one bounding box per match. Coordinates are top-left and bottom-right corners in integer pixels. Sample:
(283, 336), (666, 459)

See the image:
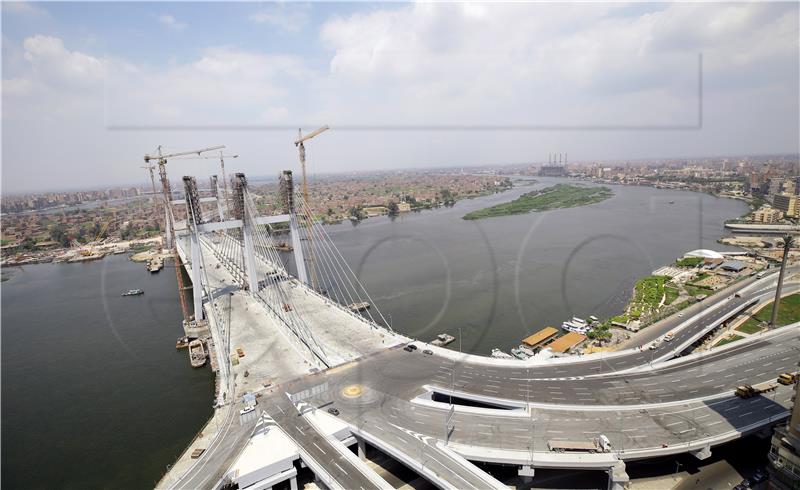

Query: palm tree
(769, 234), (795, 327)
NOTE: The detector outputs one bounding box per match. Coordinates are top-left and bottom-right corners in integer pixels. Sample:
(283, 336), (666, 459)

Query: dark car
(404, 345), (415, 352)
(423, 349), (433, 355)
(752, 471), (767, 483)
(327, 407), (340, 416)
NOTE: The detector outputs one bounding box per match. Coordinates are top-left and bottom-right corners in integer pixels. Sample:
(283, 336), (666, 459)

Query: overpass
(157, 168), (799, 490)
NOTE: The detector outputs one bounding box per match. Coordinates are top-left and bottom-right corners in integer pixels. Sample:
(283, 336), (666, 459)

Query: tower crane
(172, 152), (238, 208)
(295, 126), (329, 205)
(141, 164), (158, 204)
(294, 126), (329, 291)
(143, 145), (225, 325)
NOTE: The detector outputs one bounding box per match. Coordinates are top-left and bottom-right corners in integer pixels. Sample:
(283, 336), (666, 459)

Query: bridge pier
(189, 231), (204, 320)
(607, 461), (629, 490)
(691, 445), (712, 460)
(164, 205), (172, 249)
(518, 464), (535, 483)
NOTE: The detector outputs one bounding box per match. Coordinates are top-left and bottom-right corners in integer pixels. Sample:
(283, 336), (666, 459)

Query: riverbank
(1, 236), (162, 267)
(462, 183), (613, 220)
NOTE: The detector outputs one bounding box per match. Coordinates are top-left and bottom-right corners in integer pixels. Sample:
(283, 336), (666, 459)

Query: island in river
(462, 183), (614, 220)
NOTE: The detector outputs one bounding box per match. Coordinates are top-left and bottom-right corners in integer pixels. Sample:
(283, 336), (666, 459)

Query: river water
(321, 177), (748, 354)
(1, 177), (748, 488)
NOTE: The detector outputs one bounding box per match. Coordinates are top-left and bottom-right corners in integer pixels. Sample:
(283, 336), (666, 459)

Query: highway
(166, 233), (799, 490)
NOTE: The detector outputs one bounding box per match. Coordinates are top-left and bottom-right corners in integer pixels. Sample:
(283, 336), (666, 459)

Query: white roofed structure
(684, 249), (724, 260)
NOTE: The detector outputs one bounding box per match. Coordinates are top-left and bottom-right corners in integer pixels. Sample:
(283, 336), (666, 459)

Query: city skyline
(2, 1), (799, 193)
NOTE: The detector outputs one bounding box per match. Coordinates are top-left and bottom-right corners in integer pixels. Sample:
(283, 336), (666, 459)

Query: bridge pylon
(183, 176), (205, 321)
(280, 170), (309, 285)
(233, 173), (260, 294)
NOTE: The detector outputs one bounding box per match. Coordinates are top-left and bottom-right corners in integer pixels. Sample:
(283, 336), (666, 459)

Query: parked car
(752, 470), (767, 483)
(423, 349), (433, 355)
(327, 407), (340, 416)
(240, 405), (255, 416)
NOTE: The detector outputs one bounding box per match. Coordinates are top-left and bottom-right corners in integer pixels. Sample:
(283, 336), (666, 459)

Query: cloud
(158, 14), (187, 30)
(1, 1), (48, 16)
(21, 35), (104, 88)
(249, 3), (309, 32)
(1, 4), (798, 194)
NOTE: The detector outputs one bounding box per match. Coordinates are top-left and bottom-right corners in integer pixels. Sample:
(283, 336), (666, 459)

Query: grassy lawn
(463, 184), (613, 220)
(676, 257), (704, 267)
(685, 284), (712, 298)
(738, 293), (800, 331)
(665, 286), (680, 305)
(717, 335), (744, 346)
(736, 321), (763, 334)
(633, 275), (672, 308)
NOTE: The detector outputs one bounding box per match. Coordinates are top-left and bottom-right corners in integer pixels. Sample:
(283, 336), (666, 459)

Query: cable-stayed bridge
(156, 167), (800, 490)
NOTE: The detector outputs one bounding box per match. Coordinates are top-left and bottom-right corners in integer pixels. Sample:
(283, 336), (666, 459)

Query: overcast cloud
(1, 1), (798, 193)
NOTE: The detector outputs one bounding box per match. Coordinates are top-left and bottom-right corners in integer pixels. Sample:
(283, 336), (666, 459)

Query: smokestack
(559, 153), (562, 165)
(565, 153), (568, 165)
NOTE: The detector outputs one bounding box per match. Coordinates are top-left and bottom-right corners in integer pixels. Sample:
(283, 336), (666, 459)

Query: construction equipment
(778, 372), (799, 385)
(735, 381), (779, 398)
(93, 221), (110, 242)
(293, 126), (329, 290)
(172, 152), (237, 213)
(141, 164), (159, 203)
(143, 145), (224, 324)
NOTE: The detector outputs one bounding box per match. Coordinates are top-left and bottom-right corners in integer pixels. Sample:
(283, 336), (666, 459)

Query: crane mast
(294, 126), (329, 291)
(144, 144), (225, 324)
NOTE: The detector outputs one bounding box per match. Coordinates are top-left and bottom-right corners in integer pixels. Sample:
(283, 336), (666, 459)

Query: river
(0, 177), (748, 488)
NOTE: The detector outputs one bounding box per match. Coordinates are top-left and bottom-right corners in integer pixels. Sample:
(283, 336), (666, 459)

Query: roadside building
(521, 327), (559, 350)
(751, 206), (784, 223)
(773, 194), (799, 219)
(547, 332), (587, 354)
(767, 381), (800, 489)
(362, 206), (388, 217)
(397, 202), (412, 213)
(720, 260), (747, 273)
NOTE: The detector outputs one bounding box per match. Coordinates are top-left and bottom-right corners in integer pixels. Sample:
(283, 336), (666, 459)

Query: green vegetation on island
(462, 184), (613, 220)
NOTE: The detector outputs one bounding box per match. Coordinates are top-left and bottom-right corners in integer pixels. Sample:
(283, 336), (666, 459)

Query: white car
(240, 405), (256, 416)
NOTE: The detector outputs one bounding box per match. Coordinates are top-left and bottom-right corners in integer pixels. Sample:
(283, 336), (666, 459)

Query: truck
(778, 372), (799, 385)
(548, 435), (612, 453)
(735, 381), (779, 398)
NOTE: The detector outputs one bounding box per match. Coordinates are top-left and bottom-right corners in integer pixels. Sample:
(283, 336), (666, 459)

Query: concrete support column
(290, 213), (308, 285)
(290, 476), (298, 490)
(357, 437), (366, 461)
(607, 461), (629, 490)
(216, 197), (225, 221)
(518, 465), (535, 483)
(164, 206), (173, 249)
(190, 231), (203, 321)
(242, 223), (259, 294)
(691, 445), (712, 460)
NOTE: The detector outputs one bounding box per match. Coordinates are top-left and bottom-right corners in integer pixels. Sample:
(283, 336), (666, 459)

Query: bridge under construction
(147, 145), (800, 490)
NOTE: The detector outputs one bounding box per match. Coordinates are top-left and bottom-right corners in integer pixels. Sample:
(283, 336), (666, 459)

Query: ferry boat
(431, 333), (455, 347)
(348, 301), (371, 312)
(121, 289), (144, 296)
(510, 347), (530, 360)
(147, 258), (163, 273)
(189, 339), (207, 368)
(491, 348), (514, 359)
(561, 321), (590, 334)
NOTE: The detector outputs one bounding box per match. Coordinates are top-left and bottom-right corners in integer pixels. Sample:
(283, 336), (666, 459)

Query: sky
(1, 1), (798, 194)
